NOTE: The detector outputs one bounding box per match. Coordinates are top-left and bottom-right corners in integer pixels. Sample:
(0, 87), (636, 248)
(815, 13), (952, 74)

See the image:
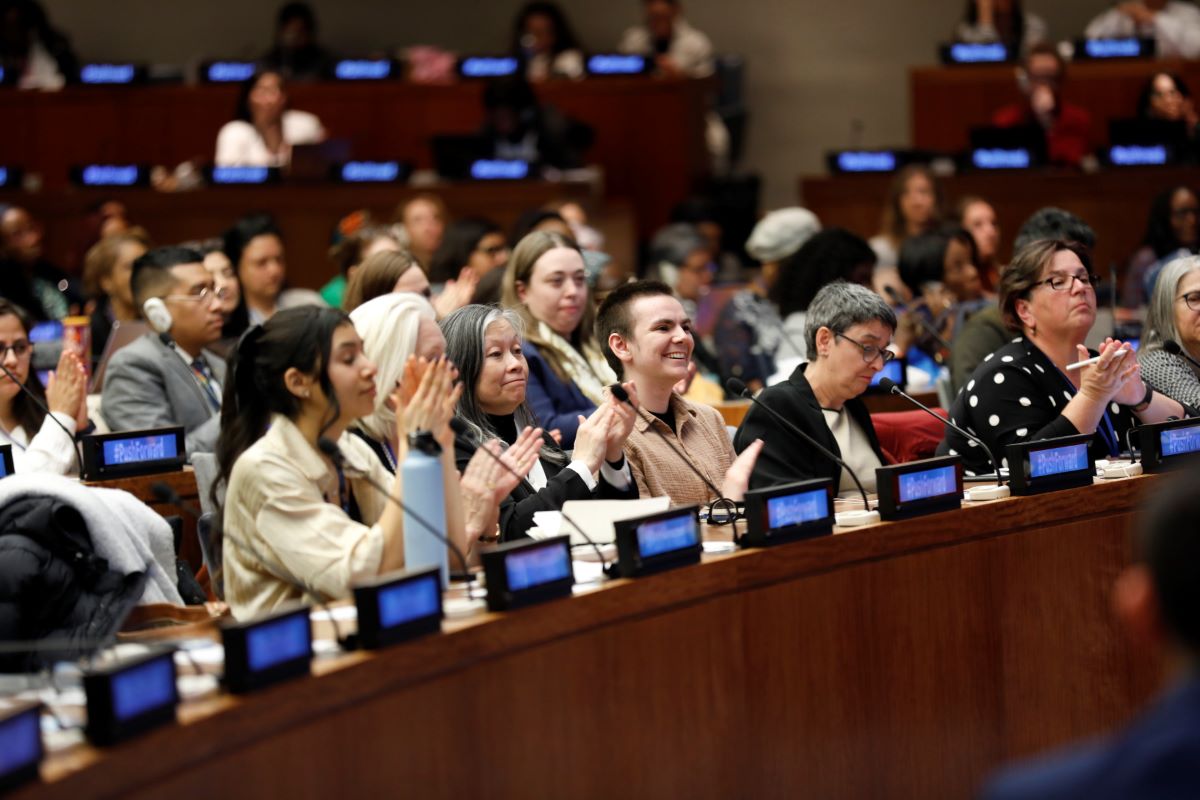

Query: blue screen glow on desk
(1085, 38), (1141, 58)
(767, 489), (829, 529)
(1110, 145), (1168, 166)
(111, 657), (175, 721)
(102, 434), (177, 465)
(0, 709), (39, 777)
(636, 513), (698, 558)
(505, 544), (571, 591)
(80, 63), (136, 84)
(972, 148), (1031, 169)
(80, 165), (140, 186)
(898, 465), (958, 502)
(246, 613), (310, 672)
(460, 57), (518, 78)
(587, 54), (646, 75)
(470, 159), (529, 180)
(341, 161), (400, 182)
(1029, 443), (1090, 478)
(836, 151), (896, 173)
(335, 60), (392, 80)
(0, 168), (9, 188)
(206, 61), (256, 82)
(1160, 425), (1200, 457)
(210, 166), (270, 184)
(377, 575), (440, 628)
(948, 42), (1008, 63)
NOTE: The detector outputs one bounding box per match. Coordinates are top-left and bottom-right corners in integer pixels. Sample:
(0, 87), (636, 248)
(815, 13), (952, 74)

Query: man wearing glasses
(101, 246), (228, 456)
(733, 282), (894, 494)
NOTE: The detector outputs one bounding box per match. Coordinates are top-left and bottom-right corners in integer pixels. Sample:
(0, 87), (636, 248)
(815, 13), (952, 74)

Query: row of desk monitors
(939, 37), (1154, 65)
(0, 54), (651, 88)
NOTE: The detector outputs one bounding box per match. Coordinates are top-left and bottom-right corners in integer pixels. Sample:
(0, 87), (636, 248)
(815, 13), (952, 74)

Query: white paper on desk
(533, 497), (671, 544)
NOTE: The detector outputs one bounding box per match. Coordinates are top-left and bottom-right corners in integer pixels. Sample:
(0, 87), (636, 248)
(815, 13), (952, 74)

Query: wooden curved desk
(18, 476), (1159, 799)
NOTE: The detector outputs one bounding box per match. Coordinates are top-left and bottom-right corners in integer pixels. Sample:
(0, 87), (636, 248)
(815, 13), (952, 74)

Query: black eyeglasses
(0, 341), (32, 360)
(835, 332), (895, 365)
(1031, 272), (1099, 292)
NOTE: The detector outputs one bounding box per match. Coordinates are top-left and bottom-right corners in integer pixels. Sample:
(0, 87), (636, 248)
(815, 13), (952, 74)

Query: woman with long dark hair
(1123, 185), (1200, 309)
(214, 69), (325, 168)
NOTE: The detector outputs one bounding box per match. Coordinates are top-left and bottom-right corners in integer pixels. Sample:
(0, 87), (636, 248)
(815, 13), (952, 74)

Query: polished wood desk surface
(910, 58), (1200, 153)
(16, 474), (1160, 800)
(801, 166), (1200, 293)
(0, 182), (635, 295)
(0, 77), (709, 237)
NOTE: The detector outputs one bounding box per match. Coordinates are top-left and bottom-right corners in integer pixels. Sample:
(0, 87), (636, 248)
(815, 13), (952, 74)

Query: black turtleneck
(487, 413), (519, 446)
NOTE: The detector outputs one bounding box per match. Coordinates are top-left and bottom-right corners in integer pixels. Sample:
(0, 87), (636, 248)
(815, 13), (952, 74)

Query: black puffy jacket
(0, 497), (146, 672)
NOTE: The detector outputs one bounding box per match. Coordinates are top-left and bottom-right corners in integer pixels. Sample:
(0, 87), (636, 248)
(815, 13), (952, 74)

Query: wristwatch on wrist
(1124, 381), (1154, 413)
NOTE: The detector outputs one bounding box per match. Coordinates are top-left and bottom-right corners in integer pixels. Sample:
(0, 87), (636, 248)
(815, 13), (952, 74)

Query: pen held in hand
(1065, 349), (1130, 371)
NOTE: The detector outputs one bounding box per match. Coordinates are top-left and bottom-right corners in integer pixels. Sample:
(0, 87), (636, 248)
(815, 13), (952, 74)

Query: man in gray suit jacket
(101, 246), (227, 456)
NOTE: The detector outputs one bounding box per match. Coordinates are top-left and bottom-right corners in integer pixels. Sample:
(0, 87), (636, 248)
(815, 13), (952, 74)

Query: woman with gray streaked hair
(439, 304), (639, 542)
(1139, 255), (1200, 409)
(734, 281), (895, 494)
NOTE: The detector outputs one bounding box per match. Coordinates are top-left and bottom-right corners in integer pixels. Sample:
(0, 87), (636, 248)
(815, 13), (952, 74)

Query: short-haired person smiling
(596, 280), (762, 506)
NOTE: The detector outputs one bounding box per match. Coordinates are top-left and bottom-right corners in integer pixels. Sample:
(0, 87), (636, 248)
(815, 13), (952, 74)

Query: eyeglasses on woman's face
(1031, 272), (1099, 292)
(835, 332), (895, 365)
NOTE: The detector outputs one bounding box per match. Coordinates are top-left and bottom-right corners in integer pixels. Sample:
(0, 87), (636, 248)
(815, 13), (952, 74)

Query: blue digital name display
(0, 708), (39, 779)
(80, 165), (140, 186)
(636, 513), (699, 558)
(870, 357), (904, 386)
(102, 434), (177, 465)
(587, 54), (646, 75)
(461, 57), (519, 78)
(1110, 144), (1168, 166)
(80, 63), (136, 84)
(0, 446), (12, 478)
(1029, 443), (1090, 478)
(334, 59), (392, 80)
(972, 148), (1031, 169)
(505, 543), (571, 591)
(111, 656), (176, 721)
(0, 167), (9, 187)
(766, 489), (830, 529)
(470, 159), (529, 180)
(1160, 425), (1200, 457)
(210, 166), (270, 184)
(377, 575), (441, 628)
(341, 161), (401, 182)
(898, 465), (958, 503)
(948, 42), (1008, 63)
(836, 151), (897, 172)
(245, 612), (311, 672)
(206, 61), (257, 82)
(1085, 38), (1141, 59)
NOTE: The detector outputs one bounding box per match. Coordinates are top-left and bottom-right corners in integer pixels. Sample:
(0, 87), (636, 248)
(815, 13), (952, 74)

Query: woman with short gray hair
(1140, 255), (1200, 409)
(734, 282), (894, 494)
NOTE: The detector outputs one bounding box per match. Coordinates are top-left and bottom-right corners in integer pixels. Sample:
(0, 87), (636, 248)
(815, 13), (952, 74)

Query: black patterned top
(1139, 346), (1200, 410)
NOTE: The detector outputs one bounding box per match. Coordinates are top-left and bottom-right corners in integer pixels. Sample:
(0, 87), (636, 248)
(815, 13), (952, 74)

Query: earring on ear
(303, 390), (311, 399)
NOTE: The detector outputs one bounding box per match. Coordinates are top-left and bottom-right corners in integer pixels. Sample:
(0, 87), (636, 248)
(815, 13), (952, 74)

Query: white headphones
(142, 297), (174, 334)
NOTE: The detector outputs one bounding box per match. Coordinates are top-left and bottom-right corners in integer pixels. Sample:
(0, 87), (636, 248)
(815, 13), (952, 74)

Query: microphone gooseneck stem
(0, 360), (85, 477)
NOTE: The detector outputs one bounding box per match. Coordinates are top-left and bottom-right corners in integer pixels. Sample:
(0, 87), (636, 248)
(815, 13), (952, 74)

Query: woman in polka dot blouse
(937, 239), (1187, 475)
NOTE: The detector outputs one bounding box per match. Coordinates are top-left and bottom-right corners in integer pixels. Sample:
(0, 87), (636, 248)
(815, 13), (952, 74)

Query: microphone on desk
(607, 383), (743, 534)
(883, 286), (952, 361)
(725, 377), (879, 527)
(151, 481), (353, 648)
(875, 377), (1009, 499)
(448, 417), (613, 574)
(315, 437), (473, 589)
(0, 360), (85, 477)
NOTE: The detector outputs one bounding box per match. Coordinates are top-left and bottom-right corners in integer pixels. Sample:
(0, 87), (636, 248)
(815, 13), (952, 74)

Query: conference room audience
(954, 0), (1047, 55)
(0, 0), (77, 90)
(869, 164), (943, 302)
(958, 195), (1002, 292)
(321, 224), (401, 309)
(714, 207), (821, 393)
(0, 299), (88, 475)
(393, 193), (447, 273)
(1138, 71), (1199, 140)
(1139, 255), (1200, 409)
(479, 76), (594, 171)
(596, 280), (763, 505)
(770, 228), (878, 380)
(735, 282), (891, 494)
(991, 43), (1093, 168)
(342, 249), (431, 312)
(441, 304), (638, 542)
(618, 0), (714, 78)
(82, 229), (149, 360)
(982, 473), (1200, 799)
(260, 2), (335, 82)
(1085, 0), (1200, 60)
(949, 206), (1097, 391)
(222, 213), (324, 337)
(101, 246), (227, 456)
(0, 205), (81, 321)
(502, 231), (616, 449)
(214, 69), (326, 168)
(348, 293), (446, 471)
(1123, 185), (1200, 308)
(216, 305), (496, 618)
(429, 218), (510, 306)
(896, 226), (989, 364)
(511, 1), (585, 81)
(938, 239), (1185, 475)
